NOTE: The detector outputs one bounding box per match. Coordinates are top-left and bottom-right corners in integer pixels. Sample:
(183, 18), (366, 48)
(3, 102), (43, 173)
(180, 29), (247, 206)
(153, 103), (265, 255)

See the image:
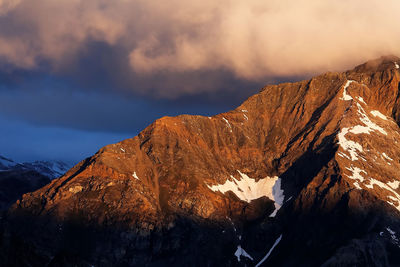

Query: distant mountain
(0, 155), (71, 179)
(0, 170), (50, 212)
(0, 155), (19, 170)
(3, 56), (400, 266)
(0, 156), (71, 213)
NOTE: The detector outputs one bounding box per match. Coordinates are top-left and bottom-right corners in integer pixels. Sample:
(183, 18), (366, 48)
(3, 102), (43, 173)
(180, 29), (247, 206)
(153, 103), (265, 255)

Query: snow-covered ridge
(336, 80), (400, 210)
(340, 80), (354, 101)
(0, 155), (71, 179)
(207, 171), (285, 215)
(338, 82), (388, 161)
(21, 160), (71, 179)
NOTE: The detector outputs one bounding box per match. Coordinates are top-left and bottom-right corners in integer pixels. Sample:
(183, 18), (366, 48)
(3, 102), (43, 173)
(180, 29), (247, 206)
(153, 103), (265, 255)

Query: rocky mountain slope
(2, 56), (400, 266)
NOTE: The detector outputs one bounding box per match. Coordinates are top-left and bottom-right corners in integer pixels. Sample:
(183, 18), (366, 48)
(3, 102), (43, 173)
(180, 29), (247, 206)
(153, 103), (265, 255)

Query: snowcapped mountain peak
(0, 155), (71, 179)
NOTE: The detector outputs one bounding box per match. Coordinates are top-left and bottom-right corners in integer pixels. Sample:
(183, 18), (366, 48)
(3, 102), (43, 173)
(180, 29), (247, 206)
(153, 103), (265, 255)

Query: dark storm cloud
(0, 71), (271, 133)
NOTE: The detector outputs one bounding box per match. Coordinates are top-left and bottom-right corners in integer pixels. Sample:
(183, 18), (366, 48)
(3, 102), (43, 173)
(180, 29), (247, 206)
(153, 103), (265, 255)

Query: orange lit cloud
(0, 0), (399, 90)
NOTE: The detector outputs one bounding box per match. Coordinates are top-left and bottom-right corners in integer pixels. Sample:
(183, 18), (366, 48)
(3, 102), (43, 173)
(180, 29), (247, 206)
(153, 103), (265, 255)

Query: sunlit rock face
(2, 56), (400, 266)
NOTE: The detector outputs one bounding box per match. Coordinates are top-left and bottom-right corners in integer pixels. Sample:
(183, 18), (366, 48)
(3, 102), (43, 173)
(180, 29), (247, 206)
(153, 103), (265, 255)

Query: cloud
(0, 0), (20, 15)
(0, 0), (399, 96)
(0, 73), (261, 132)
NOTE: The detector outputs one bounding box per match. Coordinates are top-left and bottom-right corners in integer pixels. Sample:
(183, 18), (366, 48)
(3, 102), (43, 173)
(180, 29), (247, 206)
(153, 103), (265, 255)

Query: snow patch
(243, 114), (248, 121)
(394, 62), (399, 69)
(345, 166), (367, 183)
(269, 178), (285, 217)
(234, 245), (253, 262)
(338, 128), (363, 161)
(388, 180), (400, 189)
(120, 148), (125, 152)
(370, 110), (387, 120)
(386, 227), (399, 245)
(207, 171), (280, 203)
(132, 172), (139, 180)
(382, 153), (393, 161)
(338, 104), (388, 160)
(222, 117), (232, 132)
(387, 227), (396, 235)
(366, 178), (400, 211)
(226, 216), (237, 233)
(353, 182), (362, 190)
(255, 235), (282, 267)
(352, 103), (387, 135)
(340, 80), (354, 101)
(241, 109), (248, 112)
(338, 152), (351, 160)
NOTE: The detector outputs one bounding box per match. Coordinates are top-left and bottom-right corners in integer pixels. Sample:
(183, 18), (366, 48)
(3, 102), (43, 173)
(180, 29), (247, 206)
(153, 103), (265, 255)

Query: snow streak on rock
(370, 110), (388, 120)
(255, 234), (282, 267)
(382, 153), (394, 162)
(269, 178), (285, 217)
(222, 117), (232, 132)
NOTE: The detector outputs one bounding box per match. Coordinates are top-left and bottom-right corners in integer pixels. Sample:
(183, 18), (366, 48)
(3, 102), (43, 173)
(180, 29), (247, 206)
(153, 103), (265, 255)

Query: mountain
(0, 155), (19, 170)
(13, 160), (71, 180)
(0, 156), (71, 212)
(0, 155), (71, 179)
(0, 170), (50, 213)
(2, 56), (400, 266)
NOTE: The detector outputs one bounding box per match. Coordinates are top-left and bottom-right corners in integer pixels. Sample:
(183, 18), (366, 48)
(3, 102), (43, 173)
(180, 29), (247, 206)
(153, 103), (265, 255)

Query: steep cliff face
(3, 56), (400, 266)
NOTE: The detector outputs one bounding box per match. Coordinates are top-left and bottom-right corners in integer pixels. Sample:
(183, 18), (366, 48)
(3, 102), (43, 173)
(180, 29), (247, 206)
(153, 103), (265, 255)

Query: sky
(0, 0), (400, 164)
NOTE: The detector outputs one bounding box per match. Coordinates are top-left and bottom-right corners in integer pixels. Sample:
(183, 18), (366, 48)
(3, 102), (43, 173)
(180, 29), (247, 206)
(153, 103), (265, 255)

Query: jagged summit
(2, 57), (400, 266)
(351, 55), (400, 74)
